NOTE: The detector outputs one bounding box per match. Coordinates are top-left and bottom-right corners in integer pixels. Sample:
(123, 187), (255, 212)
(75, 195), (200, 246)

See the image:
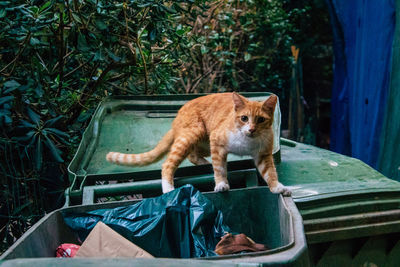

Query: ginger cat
(106, 93), (291, 196)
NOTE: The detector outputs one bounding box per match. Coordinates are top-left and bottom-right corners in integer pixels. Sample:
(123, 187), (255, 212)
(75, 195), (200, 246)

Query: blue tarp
(327, 0), (396, 168)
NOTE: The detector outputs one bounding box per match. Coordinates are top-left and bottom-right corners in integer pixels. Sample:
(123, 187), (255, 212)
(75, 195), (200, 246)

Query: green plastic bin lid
(68, 93), (281, 179)
(279, 139), (400, 201)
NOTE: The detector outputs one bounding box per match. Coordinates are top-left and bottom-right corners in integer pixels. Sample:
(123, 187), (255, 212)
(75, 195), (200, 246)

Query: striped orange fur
(106, 130), (173, 166)
(106, 93), (290, 195)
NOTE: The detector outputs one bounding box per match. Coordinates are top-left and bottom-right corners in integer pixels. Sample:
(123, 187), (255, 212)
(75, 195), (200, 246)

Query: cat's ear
(232, 92), (247, 111)
(262, 94), (277, 115)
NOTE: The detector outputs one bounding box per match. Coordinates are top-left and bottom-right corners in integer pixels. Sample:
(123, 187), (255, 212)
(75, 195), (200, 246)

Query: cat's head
(232, 92), (276, 138)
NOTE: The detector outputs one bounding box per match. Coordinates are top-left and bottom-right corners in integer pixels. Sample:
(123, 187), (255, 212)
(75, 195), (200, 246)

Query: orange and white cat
(106, 93), (291, 196)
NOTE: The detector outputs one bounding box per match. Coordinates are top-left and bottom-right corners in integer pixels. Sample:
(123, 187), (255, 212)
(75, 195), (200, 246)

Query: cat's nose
(249, 128), (256, 133)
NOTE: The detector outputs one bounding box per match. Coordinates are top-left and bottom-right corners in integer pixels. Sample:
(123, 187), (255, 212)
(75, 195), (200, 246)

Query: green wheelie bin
(0, 93), (310, 266)
(278, 138), (400, 266)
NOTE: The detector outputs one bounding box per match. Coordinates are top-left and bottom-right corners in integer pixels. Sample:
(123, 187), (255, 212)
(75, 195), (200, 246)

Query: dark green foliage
(180, 0), (296, 93)
(16, 109), (69, 170)
(0, 0), (211, 254)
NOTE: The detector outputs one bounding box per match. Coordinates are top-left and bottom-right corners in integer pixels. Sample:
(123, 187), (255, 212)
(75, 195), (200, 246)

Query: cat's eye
(240, 115), (248, 122)
(257, 117), (266, 124)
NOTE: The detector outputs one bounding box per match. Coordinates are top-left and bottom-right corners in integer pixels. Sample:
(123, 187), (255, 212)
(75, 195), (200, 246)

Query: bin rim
(1, 187), (308, 266)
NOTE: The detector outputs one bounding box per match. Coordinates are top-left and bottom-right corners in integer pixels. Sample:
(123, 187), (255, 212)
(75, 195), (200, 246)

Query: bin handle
(145, 111), (177, 118)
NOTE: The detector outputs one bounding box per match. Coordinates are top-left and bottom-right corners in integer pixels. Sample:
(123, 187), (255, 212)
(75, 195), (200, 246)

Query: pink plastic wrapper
(56, 243), (80, 258)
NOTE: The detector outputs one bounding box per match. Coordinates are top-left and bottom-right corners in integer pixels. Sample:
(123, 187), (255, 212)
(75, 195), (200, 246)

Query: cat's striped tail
(106, 130), (174, 166)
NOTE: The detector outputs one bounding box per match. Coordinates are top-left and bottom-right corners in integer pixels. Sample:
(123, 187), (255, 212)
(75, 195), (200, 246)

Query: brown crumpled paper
(215, 233), (268, 255)
(75, 221), (154, 258)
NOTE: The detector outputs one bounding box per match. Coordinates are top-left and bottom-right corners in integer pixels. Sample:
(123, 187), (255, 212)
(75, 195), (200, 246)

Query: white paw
(162, 179), (175, 194)
(270, 182), (292, 196)
(214, 181), (230, 192)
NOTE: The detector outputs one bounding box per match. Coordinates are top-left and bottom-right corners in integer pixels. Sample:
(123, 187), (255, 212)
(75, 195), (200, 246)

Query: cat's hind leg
(161, 131), (203, 193)
(187, 143), (209, 166)
(188, 140), (211, 166)
(188, 152), (210, 165)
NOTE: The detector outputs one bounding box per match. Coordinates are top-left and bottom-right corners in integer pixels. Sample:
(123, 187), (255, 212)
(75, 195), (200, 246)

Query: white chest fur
(227, 130), (261, 156)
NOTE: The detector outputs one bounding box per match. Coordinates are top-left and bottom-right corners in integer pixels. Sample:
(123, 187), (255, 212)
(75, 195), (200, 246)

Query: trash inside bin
(0, 186), (309, 266)
(74, 222), (154, 258)
(215, 233), (268, 255)
(63, 184), (229, 258)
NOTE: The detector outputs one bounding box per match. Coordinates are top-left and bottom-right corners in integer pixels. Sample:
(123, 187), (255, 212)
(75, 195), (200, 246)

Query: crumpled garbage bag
(63, 184), (230, 258)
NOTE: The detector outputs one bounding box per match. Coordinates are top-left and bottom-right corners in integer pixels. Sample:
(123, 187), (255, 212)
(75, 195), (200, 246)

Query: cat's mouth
(246, 132), (256, 138)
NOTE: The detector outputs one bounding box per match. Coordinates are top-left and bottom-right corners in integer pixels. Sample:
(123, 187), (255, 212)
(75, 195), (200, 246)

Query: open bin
(1, 93), (312, 265)
(0, 187), (309, 266)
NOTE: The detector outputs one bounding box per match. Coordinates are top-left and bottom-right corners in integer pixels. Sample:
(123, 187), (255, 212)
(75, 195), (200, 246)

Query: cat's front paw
(214, 181), (230, 192)
(270, 182), (291, 196)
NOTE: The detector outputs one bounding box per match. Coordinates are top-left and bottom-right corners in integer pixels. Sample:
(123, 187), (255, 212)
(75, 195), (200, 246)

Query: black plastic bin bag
(63, 184), (229, 258)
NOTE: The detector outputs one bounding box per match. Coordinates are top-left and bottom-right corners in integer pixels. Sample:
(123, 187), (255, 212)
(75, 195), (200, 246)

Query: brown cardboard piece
(75, 221), (154, 258)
